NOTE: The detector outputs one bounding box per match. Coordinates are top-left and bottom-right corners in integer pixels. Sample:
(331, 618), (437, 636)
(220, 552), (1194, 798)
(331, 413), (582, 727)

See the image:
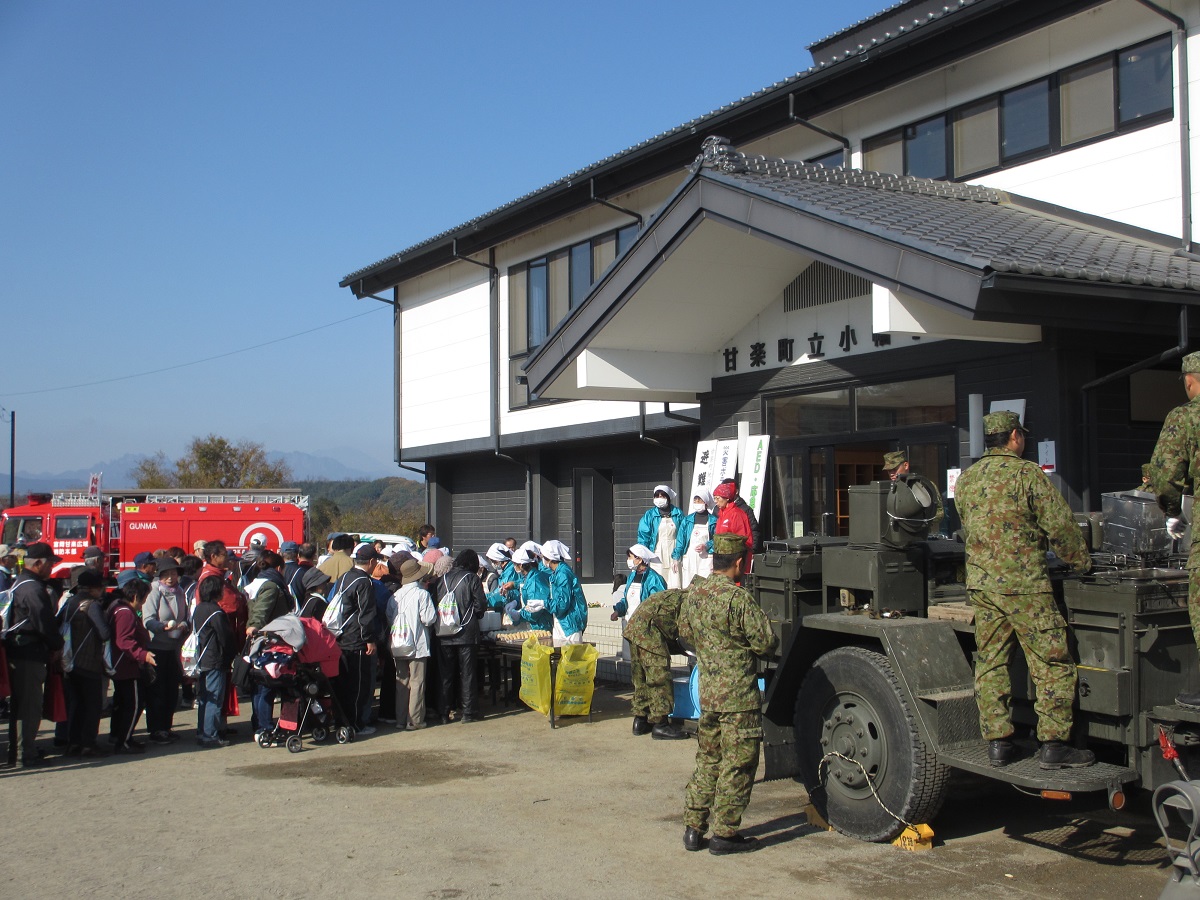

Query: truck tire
(795, 646), (950, 842)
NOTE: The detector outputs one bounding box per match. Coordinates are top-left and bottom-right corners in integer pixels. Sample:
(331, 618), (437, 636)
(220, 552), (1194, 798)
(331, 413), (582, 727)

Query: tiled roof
(703, 145), (1200, 292)
(340, 0), (987, 287)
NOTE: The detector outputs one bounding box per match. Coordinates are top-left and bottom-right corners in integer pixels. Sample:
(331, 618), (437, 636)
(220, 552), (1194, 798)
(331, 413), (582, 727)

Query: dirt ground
(0, 685), (1179, 899)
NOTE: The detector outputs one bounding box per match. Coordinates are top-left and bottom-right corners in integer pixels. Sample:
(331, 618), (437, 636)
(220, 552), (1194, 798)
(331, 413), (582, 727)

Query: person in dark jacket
(4, 542), (66, 767)
(436, 549), (488, 724)
(246, 550), (292, 735)
(108, 578), (156, 754)
(298, 566), (332, 619)
(63, 569), (111, 757)
(192, 576), (234, 747)
(332, 544), (380, 734)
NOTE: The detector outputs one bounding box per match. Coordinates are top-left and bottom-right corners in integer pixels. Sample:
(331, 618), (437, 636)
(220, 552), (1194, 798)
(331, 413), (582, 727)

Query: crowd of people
(0, 524), (605, 768)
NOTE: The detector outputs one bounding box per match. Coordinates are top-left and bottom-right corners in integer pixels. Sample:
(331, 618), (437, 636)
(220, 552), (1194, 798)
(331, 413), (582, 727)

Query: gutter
(639, 402), (682, 502)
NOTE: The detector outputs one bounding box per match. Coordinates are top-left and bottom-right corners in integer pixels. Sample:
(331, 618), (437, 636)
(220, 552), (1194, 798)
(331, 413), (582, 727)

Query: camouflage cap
(982, 410), (1029, 435)
(882, 451), (907, 471)
(1183, 351), (1200, 375)
(713, 533), (746, 555)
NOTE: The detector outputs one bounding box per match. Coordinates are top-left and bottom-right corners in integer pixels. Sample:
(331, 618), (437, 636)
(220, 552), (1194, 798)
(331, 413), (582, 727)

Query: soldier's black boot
(987, 738), (1015, 767)
(632, 716), (652, 736)
(708, 833), (759, 855)
(683, 827), (704, 851)
(1039, 741), (1096, 769)
(1178, 690), (1200, 709)
(652, 721), (689, 740)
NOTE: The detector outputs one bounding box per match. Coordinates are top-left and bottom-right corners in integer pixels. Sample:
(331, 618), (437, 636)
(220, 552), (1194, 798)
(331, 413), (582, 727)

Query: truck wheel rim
(819, 691), (888, 798)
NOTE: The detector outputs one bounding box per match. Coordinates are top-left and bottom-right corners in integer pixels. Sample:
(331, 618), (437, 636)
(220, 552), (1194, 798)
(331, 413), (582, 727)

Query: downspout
(663, 402), (700, 425)
(1080, 305), (1189, 510)
(589, 179), (642, 229)
(789, 93), (852, 167)
(1134, 0), (1192, 251)
(639, 402), (682, 501)
(358, 283), (427, 480)
(454, 242), (535, 535)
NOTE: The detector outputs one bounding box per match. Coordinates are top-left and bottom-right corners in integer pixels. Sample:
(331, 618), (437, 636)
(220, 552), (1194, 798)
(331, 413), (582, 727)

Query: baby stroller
(249, 614), (352, 752)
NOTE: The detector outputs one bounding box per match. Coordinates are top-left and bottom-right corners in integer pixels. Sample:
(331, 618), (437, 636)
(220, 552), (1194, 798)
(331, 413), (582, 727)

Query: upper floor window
(508, 221), (641, 409)
(863, 34), (1172, 181)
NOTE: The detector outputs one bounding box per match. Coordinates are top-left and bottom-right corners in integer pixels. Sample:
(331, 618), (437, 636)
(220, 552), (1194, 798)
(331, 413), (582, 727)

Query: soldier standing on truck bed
(1148, 351), (1200, 709)
(679, 533), (778, 855)
(955, 410), (1095, 770)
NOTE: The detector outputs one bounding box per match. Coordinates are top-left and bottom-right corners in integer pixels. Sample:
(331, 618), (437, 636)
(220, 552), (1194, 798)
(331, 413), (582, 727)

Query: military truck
(752, 477), (1198, 843)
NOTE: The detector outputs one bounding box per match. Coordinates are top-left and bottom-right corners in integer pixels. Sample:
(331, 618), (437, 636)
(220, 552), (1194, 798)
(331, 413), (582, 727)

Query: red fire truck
(0, 490), (309, 582)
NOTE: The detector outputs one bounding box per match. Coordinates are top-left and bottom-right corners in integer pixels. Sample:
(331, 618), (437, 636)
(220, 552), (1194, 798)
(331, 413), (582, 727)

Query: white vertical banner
(739, 435), (771, 520)
(88, 472), (102, 499)
(690, 440), (739, 502)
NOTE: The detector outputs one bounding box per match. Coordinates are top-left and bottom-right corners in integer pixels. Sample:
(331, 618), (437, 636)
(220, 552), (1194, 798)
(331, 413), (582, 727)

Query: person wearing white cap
(612, 545), (666, 621)
(673, 489), (716, 588)
(539, 540), (588, 645)
(484, 543), (519, 612)
(511, 548), (552, 631)
(637, 485), (685, 590)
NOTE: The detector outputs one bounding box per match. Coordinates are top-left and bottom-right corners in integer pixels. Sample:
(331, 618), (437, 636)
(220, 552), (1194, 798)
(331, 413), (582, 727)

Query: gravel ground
(0, 684), (1176, 899)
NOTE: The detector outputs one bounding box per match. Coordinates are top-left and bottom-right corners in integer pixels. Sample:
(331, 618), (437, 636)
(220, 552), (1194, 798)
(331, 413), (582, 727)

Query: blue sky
(0, 0), (884, 476)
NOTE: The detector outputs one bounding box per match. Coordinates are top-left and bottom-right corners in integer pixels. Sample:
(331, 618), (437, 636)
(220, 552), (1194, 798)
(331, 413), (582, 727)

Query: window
(808, 148), (846, 169)
(508, 221), (642, 409)
(767, 375), (956, 438)
(55, 515), (89, 541)
(1, 516), (42, 545)
(953, 98), (999, 176)
(1001, 79), (1051, 161)
(1060, 57), (1114, 146)
(864, 131), (902, 174)
(904, 116), (947, 179)
(1119, 35), (1172, 125)
(861, 34), (1171, 180)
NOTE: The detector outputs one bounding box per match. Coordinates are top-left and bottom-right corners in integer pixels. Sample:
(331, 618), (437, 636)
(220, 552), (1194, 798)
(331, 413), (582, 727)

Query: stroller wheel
(286, 735), (303, 754)
(311, 726), (328, 743)
(256, 731), (273, 748)
(336, 726), (353, 744)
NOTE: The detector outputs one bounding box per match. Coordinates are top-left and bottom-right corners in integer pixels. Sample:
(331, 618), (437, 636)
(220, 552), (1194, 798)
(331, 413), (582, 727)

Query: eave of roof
(339, 0), (1102, 297)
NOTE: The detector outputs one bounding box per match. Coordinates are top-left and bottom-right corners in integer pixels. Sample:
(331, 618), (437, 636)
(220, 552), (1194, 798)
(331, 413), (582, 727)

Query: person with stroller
(386, 555), (435, 729)
(330, 543), (380, 735)
(246, 550), (293, 738)
(192, 576), (235, 748)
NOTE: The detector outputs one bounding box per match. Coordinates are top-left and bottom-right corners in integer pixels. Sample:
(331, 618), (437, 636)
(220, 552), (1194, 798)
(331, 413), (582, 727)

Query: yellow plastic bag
(519, 633), (553, 715)
(554, 643), (598, 717)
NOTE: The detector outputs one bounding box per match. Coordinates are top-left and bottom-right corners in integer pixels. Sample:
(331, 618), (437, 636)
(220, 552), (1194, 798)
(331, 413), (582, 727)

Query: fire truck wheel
(795, 645), (950, 843)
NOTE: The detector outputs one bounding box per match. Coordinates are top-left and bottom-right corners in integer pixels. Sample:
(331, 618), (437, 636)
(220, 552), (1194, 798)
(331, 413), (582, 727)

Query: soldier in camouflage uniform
(624, 586), (691, 740)
(955, 410), (1095, 770)
(679, 534), (777, 855)
(884, 450), (944, 532)
(1149, 351), (1200, 708)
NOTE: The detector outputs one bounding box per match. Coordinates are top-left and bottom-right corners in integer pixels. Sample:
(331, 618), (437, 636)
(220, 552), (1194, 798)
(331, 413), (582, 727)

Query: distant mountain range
(0, 446), (420, 496)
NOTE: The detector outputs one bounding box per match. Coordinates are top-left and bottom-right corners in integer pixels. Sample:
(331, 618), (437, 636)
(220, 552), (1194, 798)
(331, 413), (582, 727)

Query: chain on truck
(1, 490), (309, 581)
(750, 475), (1199, 845)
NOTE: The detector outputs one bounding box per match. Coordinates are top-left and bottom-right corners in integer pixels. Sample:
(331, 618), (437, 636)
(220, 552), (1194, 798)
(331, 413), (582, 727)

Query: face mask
(627, 558), (639, 570)
(692, 502), (706, 513)
(653, 497), (668, 509)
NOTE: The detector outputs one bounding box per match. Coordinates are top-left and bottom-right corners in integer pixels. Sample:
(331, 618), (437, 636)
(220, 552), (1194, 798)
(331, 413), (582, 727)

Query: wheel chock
(802, 804), (832, 831)
(892, 823), (935, 851)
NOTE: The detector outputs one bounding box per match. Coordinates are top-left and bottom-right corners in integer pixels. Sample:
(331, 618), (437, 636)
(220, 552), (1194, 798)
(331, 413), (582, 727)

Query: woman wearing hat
(385, 555), (436, 729)
(673, 489), (716, 588)
(613, 544), (667, 621)
(637, 486), (685, 589)
(142, 555), (192, 744)
(511, 548), (552, 631)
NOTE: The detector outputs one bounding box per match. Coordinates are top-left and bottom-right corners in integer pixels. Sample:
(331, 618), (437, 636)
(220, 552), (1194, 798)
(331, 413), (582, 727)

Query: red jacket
(108, 601), (150, 680)
(715, 503), (755, 575)
(197, 564), (248, 647)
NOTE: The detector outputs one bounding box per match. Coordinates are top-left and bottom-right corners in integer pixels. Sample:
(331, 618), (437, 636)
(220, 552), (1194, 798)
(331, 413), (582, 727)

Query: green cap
(1183, 351), (1200, 374)
(713, 533), (747, 555)
(882, 451), (907, 471)
(983, 410), (1029, 436)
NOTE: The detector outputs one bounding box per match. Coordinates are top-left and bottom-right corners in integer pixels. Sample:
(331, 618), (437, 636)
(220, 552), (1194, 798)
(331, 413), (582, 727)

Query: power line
(0, 305), (389, 397)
